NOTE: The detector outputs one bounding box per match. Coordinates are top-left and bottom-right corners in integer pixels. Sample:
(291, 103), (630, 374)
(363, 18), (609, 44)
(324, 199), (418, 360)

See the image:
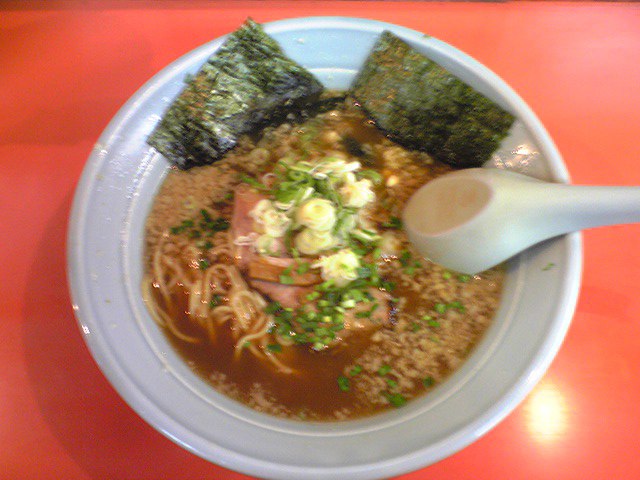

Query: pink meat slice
(248, 256), (321, 286)
(250, 279), (313, 309)
(231, 184), (263, 270)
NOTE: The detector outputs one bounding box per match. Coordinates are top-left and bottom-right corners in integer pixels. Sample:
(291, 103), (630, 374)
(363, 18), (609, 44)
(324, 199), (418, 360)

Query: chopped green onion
(349, 365), (363, 376)
(200, 240), (214, 250)
(381, 280), (396, 292)
(399, 250), (411, 267)
(449, 300), (465, 312)
(351, 229), (380, 243)
(209, 294), (222, 308)
(198, 259), (210, 270)
(356, 266), (373, 279)
(265, 302), (282, 314)
(384, 392), (407, 408)
(382, 216), (402, 229)
(337, 376), (350, 392)
(358, 169), (383, 185)
(423, 376), (435, 388)
(241, 174), (266, 190)
(305, 291), (320, 301)
(378, 364), (392, 376)
(279, 274), (294, 285)
(434, 303), (447, 314)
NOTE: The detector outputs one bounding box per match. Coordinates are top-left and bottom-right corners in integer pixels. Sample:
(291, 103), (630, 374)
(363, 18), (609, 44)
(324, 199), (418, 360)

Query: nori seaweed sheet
(351, 31), (515, 168)
(148, 19), (324, 169)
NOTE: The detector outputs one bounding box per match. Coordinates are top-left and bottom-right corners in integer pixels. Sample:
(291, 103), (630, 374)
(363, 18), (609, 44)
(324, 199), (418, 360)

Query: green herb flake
(442, 271), (452, 280)
(384, 392), (407, 408)
(209, 294), (222, 308)
(198, 259), (210, 270)
(428, 319), (441, 328)
(449, 300), (465, 312)
(200, 240), (214, 250)
(382, 216), (403, 229)
(404, 266), (417, 275)
(305, 291), (320, 301)
(349, 365), (363, 377)
(356, 266), (373, 279)
(279, 274), (294, 285)
(399, 250), (412, 267)
(386, 379), (398, 389)
(296, 262), (311, 274)
(423, 376), (435, 388)
(265, 302), (282, 314)
(378, 364), (392, 376)
(381, 280), (396, 292)
(434, 303), (447, 314)
(337, 375), (350, 392)
(200, 209), (212, 223)
(241, 174), (267, 190)
(411, 322), (421, 332)
(267, 343), (282, 353)
(206, 217), (230, 233)
(458, 274), (471, 283)
(542, 262), (556, 271)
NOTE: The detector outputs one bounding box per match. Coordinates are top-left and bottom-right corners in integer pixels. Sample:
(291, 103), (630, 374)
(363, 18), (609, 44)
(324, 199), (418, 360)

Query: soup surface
(143, 99), (504, 420)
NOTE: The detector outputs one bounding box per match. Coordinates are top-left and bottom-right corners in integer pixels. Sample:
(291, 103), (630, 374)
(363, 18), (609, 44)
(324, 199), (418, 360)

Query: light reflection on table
(525, 380), (569, 443)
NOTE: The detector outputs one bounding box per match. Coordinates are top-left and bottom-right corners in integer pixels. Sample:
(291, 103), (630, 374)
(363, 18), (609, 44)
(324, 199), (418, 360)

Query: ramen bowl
(67, 17), (581, 479)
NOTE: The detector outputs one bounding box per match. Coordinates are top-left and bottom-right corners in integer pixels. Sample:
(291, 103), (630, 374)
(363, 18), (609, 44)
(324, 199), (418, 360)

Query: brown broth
(159, 288), (384, 419)
(144, 100), (504, 421)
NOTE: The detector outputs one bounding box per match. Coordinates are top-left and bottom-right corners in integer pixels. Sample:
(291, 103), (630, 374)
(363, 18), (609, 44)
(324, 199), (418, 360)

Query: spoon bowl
(403, 168), (640, 274)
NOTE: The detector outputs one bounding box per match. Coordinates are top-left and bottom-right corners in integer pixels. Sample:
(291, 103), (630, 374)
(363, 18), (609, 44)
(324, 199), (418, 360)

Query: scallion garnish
(384, 392), (407, 408)
(382, 216), (402, 229)
(337, 376), (350, 392)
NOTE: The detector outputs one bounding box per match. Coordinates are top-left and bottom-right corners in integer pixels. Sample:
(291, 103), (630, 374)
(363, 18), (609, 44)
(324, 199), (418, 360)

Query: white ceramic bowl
(67, 17), (581, 479)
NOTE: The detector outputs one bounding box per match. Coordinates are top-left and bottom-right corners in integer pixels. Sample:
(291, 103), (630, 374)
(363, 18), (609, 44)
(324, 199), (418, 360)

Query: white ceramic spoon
(403, 168), (640, 274)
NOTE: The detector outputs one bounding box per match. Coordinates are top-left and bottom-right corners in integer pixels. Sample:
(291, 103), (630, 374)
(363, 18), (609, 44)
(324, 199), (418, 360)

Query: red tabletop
(3, 1), (640, 479)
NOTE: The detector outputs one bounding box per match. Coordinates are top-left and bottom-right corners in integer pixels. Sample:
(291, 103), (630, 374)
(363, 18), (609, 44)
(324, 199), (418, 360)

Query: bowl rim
(67, 16), (582, 479)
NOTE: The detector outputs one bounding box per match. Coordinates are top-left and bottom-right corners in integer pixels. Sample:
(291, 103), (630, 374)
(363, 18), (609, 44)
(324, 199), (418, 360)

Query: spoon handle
(536, 184), (640, 236)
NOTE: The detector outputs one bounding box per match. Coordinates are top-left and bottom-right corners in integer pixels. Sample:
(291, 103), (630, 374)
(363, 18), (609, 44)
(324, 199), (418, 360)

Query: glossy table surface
(3, 1), (640, 479)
